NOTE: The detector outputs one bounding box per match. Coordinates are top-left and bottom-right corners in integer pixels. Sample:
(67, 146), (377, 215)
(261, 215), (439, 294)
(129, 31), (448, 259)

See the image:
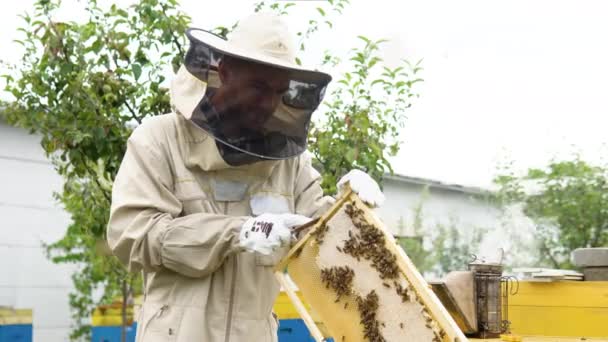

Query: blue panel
(0, 324), (33, 342)
(277, 319), (334, 342)
(91, 323), (137, 342)
(90, 320), (336, 342)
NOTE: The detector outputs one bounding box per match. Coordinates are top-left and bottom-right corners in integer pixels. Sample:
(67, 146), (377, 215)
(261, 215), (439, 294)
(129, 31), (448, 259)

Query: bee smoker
(468, 260), (504, 338)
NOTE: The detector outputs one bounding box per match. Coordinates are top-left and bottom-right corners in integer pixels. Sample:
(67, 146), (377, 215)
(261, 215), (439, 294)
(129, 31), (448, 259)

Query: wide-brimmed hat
(186, 12), (331, 84)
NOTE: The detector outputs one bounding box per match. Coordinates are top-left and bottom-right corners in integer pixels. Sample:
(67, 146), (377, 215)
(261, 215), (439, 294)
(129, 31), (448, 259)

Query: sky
(2, 0), (608, 189)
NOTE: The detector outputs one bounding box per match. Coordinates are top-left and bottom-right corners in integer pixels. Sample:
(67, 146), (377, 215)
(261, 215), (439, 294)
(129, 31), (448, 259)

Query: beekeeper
(107, 12), (385, 342)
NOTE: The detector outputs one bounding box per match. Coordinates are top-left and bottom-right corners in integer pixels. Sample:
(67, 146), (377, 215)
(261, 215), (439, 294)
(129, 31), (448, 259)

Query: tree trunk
(121, 279), (128, 342)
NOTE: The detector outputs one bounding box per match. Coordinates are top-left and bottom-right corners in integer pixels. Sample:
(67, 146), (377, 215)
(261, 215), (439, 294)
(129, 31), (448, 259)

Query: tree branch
(161, 3), (184, 56)
(83, 162), (112, 203)
(124, 100), (142, 125)
(539, 238), (560, 268)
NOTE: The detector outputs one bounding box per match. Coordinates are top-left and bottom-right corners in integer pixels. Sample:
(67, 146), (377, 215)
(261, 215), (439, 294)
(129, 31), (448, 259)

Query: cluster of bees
(394, 282), (411, 303)
(314, 200), (450, 341)
(320, 266), (355, 301)
(342, 203), (399, 280)
(311, 222), (329, 245)
(356, 290), (386, 342)
(421, 306), (447, 342)
(319, 265), (387, 341)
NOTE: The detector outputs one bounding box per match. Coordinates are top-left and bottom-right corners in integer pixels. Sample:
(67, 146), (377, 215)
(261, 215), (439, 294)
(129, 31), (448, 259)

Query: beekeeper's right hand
(239, 213), (312, 255)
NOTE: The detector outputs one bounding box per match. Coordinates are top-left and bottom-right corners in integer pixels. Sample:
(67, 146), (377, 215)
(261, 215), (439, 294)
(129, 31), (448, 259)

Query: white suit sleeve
(107, 129), (246, 278)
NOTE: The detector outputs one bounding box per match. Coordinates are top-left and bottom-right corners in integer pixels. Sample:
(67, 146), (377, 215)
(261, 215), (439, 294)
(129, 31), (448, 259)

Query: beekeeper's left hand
(239, 213), (312, 255)
(337, 169), (385, 208)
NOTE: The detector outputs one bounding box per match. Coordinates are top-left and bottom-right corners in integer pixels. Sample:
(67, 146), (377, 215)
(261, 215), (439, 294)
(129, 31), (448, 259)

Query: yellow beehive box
(92, 300), (136, 327)
(0, 308), (33, 325)
(274, 291), (309, 320)
(507, 280), (608, 338)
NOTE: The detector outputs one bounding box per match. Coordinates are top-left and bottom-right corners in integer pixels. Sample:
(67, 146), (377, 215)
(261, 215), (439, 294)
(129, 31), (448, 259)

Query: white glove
(239, 213), (312, 255)
(337, 169), (385, 207)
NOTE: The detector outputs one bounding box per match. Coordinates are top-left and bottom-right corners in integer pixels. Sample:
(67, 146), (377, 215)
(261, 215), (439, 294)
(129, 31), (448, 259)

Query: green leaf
(345, 148), (357, 164)
(91, 39), (103, 53)
(357, 35), (370, 44)
(368, 57), (381, 69)
(316, 7), (326, 16)
(116, 9), (128, 18)
(131, 63), (142, 81)
(527, 168), (546, 179)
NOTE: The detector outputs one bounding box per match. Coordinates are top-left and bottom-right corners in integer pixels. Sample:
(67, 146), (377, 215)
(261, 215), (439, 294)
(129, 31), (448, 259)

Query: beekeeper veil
(171, 12), (332, 166)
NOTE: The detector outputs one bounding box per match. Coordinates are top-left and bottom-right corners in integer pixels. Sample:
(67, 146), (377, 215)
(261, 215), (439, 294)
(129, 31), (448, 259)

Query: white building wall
(0, 121), (74, 342)
(377, 176), (504, 259)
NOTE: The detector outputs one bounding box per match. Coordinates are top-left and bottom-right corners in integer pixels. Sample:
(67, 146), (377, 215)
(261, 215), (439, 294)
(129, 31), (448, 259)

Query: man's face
(214, 57), (290, 135)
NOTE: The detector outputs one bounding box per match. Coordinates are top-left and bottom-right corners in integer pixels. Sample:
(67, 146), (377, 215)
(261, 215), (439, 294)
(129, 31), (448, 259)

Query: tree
(1, 0), (423, 340)
(495, 157), (608, 268)
(309, 40), (423, 194)
(2, 0), (189, 339)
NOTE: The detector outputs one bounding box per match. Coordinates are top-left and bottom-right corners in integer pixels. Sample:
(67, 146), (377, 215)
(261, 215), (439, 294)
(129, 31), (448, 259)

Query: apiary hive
(276, 189), (468, 342)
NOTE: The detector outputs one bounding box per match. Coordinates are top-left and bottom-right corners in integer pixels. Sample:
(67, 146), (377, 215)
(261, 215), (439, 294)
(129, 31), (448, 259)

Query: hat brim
(187, 28), (332, 84)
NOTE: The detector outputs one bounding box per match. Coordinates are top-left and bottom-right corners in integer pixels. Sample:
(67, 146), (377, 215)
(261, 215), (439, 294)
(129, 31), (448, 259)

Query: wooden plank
(508, 281), (608, 308)
(471, 338), (608, 342)
(275, 271), (326, 342)
(508, 306), (608, 338)
(431, 282), (476, 333)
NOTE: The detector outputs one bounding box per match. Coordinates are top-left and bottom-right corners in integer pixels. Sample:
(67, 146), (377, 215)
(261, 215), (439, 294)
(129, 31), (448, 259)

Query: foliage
(495, 157), (608, 268)
(2, 0), (189, 339)
(432, 217), (485, 276)
(396, 194), (435, 273)
(309, 38), (423, 194)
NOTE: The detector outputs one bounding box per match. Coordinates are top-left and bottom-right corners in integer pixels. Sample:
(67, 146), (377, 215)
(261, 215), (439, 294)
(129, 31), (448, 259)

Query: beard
(215, 106), (270, 140)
